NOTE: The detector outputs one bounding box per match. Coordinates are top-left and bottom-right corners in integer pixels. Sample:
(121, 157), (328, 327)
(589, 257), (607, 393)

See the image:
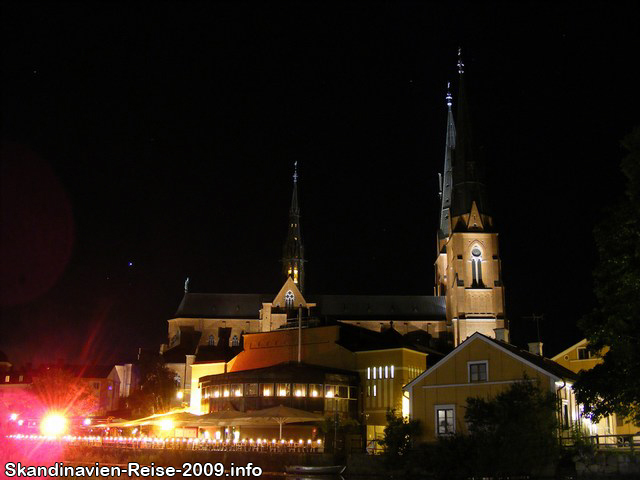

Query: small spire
(457, 47), (464, 75)
(446, 81), (453, 108)
(293, 161), (298, 183)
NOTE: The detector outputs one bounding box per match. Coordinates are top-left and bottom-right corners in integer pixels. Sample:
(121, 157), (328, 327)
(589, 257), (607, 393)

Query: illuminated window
(468, 361), (488, 382)
(384, 366), (388, 378)
(277, 383), (290, 397)
(373, 385), (377, 397)
(293, 384), (307, 397)
(367, 385), (371, 397)
(285, 290), (295, 308)
(372, 367), (376, 379)
(391, 365), (394, 378)
(309, 384), (322, 397)
(436, 406), (455, 435)
(212, 386), (220, 398)
(231, 335), (239, 347)
(378, 367), (382, 378)
(261, 383), (274, 397)
(293, 268), (299, 284)
(325, 385), (336, 398)
(223, 385), (230, 397)
(471, 247), (483, 287)
(4, 376), (9, 383)
(367, 367), (370, 379)
(231, 384), (243, 397)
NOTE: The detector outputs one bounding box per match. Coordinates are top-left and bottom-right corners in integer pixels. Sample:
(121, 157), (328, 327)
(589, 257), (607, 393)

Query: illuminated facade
(160, 54), (510, 440)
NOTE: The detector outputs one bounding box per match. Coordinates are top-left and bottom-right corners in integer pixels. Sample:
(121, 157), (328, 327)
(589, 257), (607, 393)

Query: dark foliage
(575, 126), (640, 424)
(379, 409), (421, 468)
(124, 355), (177, 416)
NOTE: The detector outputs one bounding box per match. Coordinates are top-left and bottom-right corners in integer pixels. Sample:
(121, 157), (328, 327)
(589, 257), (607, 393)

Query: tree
(30, 367), (98, 417)
(379, 409), (420, 467)
(574, 126), (640, 424)
(463, 379), (559, 477)
(124, 354), (177, 416)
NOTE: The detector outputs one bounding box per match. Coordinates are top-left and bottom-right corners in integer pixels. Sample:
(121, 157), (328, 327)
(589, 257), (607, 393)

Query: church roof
(336, 323), (444, 357)
(312, 294), (446, 320)
(174, 292), (446, 321)
(175, 293), (273, 318)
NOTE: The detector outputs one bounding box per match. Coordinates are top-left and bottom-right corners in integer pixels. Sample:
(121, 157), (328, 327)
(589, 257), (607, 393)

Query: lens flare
(41, 412), (67, 436)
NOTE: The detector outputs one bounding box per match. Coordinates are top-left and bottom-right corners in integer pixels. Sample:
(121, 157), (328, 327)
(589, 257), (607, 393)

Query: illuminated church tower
(282, 162), (305, 292)
(435, 51), (507, 346)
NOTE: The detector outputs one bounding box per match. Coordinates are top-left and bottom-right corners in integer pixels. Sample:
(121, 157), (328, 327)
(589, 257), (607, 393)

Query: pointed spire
(439, 82), (456, 240)
(450, 48), (491, 226)
(283, 162), (305, 292)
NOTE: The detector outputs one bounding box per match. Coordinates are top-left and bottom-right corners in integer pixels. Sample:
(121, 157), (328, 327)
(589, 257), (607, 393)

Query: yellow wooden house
(404, 332), (578, 442)
(552, 339), (640, 437)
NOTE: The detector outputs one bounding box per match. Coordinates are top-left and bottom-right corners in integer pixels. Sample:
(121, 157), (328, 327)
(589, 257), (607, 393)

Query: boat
(285, 465), (346, 475)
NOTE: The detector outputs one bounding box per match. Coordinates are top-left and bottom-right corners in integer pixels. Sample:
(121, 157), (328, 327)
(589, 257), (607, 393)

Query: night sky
(2, 2), (639, 366)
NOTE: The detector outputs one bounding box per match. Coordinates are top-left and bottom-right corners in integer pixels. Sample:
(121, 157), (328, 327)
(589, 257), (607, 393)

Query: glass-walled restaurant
(199, 362), (359, 418)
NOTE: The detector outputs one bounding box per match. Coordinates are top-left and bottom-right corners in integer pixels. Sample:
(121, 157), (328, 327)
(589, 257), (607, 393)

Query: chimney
(528, 342), (544, 356)
(494, 328), (509, 343)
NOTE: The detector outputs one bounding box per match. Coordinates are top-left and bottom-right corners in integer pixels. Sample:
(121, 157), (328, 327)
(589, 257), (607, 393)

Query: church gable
(465, 201), (484, 231)
(272, 277), (310, 309)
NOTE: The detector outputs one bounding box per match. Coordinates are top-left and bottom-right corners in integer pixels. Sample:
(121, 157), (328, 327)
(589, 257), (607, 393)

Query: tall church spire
(438, 82), (456, 241)
(282, 162), (305, 292)
(450, 48), (491, 229)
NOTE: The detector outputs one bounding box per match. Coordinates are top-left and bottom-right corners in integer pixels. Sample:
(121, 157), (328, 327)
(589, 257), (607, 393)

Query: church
(159, 54), (510, 442)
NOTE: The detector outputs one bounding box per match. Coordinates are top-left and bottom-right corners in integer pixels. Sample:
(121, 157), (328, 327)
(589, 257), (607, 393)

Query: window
(349, 386), (357, 399)
(468, 361), (488, 383)
(93, 382), (100, 390)
(208, 335), (215, 346)
(577, 347), (591, 360)
(391, 365), (394, 378)
(471, 246), (483, 287)
(309, 384), (322, 397)
(260, 383), (274, 397)
(372, 367), (377, 379)
(562, 401), (570, 429)
(367, 367), (370, 379)
(384, 366), (388, 378)
(436, 406), (455, 435)
(231, 384), (243, 397)
(222, 385), (230, 397)
(277, 383), (290, 397)
(378, 366), (382, 378)
(18, 375), (23, 382)
(285, 290), (295, 308)
(325, 385), (336, 398)
(231, 335), (239, 347)
(338, 385), (348, 398)
(373, 385), (377, 397)
(367, 385), (371, 397)
(4, 375), (9, 383)
(211, 386), (220, 398)
(245, 383), (259, 397)
(293, 384), (307, 397)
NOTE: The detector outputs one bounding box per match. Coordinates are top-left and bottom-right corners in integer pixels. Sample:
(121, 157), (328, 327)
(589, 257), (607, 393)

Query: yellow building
(404, 332), (578, 442)
(552, 339), (640, 436)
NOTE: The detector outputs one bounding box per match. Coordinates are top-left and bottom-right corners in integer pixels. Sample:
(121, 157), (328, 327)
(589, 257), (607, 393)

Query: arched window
(231, 335), (239, 347)
(471, 246), (483, 287)
(285, 290), (295, 309)
(208, 335), (214, 346)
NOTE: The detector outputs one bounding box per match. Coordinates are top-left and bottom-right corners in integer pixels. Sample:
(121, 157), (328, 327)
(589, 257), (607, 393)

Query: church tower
(282, 162), (305, 292)
(435, 51), (507, 346)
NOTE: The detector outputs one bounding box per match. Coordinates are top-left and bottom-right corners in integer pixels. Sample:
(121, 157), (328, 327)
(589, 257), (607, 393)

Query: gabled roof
(403, 332), (577, 391)
(174, 293), (273, 318)
(551, 338), (588, 361)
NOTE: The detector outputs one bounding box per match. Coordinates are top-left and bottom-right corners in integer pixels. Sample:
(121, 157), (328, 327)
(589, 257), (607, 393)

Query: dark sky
(2, 2), (639, 366)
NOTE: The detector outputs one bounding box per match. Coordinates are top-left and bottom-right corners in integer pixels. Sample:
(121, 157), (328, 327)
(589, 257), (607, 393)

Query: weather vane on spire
(457, 47), (464, 75)
(446, 81), (453, 108)
(293, 161), (298, 183)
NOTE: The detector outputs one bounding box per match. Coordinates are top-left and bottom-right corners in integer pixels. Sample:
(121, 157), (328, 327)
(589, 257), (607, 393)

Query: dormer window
(285, 290), (295, 308)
